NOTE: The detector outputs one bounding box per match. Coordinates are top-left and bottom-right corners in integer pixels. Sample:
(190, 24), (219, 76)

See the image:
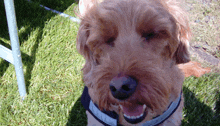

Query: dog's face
(77, 0), (190, 125)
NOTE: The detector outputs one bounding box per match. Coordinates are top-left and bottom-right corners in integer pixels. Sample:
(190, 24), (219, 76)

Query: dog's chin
(120, 104), (147, 124)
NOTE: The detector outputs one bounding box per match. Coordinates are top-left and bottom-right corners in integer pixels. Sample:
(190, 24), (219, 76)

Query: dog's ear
(77, 19), (93, 74)
(166, 1), (191, 64)
(77, 21), (90, 58)
(174, 35), (190, 64)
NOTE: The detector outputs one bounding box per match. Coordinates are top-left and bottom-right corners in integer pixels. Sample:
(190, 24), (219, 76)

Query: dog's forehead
(86, 0), (177, 37)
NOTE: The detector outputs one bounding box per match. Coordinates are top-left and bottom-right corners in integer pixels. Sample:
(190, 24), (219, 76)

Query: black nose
(109, 76), (137, 100)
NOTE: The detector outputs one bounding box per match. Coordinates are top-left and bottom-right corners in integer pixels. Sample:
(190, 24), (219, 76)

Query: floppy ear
(174, 36), (190, 64)
(77, 20), (93, 75)
(166, 0), (191, 64)
(77, 21), (90, 58)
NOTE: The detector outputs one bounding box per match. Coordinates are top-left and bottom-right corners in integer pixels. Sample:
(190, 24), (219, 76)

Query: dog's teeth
(137, 114), (141, 118)
(143, 104), (146, 110)
(123, 104), (146, 119)
(140, 113), (143, 117)
(131, 116), (135, 119)
(124, 114), (131, 119)
(124, 113), (144, 119)
(119, 104), (123, 109)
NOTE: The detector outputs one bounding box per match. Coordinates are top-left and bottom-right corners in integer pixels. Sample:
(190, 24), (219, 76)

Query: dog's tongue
(122, 105), (143, 116)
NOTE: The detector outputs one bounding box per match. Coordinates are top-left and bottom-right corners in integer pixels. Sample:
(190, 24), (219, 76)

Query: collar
(81, 86), (182, 126)
(142, 91), (182, 126)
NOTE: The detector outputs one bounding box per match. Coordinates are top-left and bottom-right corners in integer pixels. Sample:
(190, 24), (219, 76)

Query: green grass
(0, 0), (87, 125)
(0, 0), (219, 125)
(186, 0), (220, 58)
(182, 74), (220, 125)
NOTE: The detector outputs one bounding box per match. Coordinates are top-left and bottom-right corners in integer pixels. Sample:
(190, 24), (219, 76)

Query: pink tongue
(122, 105), (143, 116)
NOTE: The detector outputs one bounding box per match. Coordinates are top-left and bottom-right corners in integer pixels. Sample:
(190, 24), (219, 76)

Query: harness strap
(81, 86), (118, 126)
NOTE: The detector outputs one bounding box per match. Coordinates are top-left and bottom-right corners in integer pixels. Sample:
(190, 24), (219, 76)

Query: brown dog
(178, 61), (211, 77)
(77, 0), (191, 125)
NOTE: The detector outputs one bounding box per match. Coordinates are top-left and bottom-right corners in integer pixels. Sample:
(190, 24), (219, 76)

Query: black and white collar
(81, 86), (182, 126)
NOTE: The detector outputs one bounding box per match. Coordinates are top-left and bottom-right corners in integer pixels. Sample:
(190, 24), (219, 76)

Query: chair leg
(4, 0), (26, 100)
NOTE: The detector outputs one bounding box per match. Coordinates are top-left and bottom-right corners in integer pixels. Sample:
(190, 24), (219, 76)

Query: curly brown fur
(77, 0), (191, 125)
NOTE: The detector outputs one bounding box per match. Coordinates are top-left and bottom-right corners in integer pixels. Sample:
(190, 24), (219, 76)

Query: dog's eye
(106, 37), (115, 47)
(143, 32), (156, 41)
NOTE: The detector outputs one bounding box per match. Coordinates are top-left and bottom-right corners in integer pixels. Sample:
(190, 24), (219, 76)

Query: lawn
(0, 0), (219, 126)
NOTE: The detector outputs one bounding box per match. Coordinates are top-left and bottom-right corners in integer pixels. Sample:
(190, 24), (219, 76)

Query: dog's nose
(109, 76), (137, 100)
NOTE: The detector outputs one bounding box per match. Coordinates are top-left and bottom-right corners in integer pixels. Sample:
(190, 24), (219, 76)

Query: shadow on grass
(0, 59), (9, 78)
(66, 97), (87, 126)
(214, 90), (220, 121)
(0, 40), (10, 77)
(182, 86), (220, 126)
(0, 41), (29, 78)
(0, 0), (78, 93)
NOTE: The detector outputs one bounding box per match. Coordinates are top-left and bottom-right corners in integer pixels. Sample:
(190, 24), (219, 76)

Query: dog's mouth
(120, 104), (147, 124)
